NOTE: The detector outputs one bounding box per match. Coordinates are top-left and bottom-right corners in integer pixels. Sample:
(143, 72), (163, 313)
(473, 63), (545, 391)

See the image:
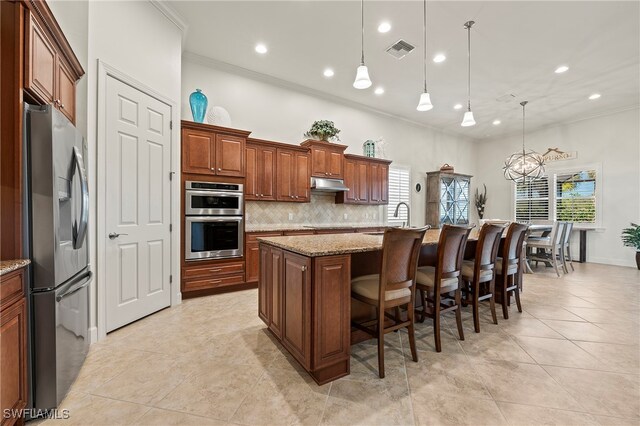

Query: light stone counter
(246, 223), (388, 233)
(256, 229), (480, 257)
(0, 259), (31, 276)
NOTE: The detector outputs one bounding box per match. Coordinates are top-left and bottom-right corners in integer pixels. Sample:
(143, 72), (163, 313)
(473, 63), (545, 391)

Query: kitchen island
(257, 229), (483, 384)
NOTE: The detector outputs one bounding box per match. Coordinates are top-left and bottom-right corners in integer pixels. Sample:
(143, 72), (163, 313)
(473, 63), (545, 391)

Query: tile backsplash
(246, 193), (385, 226)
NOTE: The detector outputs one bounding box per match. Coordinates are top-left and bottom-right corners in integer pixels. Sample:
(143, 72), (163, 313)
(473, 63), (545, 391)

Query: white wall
(473, 108), (640, 267)
(52, 0), (183, 337)
(182, 55), (479, 228)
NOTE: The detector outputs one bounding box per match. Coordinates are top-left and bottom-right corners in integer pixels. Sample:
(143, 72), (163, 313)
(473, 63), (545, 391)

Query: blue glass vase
(189, 89), (208, 123)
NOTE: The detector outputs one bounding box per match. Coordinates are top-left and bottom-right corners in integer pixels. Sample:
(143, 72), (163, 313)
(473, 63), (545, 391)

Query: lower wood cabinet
(281, 251), (312, 368)
(181, 260), (245, 294)
(246, 232), (283, 283)
(1, 268), (28, 426)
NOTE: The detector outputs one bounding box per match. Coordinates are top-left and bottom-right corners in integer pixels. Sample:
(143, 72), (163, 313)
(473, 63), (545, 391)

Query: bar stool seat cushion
(461, 260), (494, 281)
(495, 257), (518, 275)
(416, 266), (459, 291)
(351, 274), (411, 301)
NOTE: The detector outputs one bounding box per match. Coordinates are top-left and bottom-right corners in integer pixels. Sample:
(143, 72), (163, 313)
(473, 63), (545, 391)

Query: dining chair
(415, 224), (473, 352)
(461, 223), (505, 333)
(496, 222), (529, 319)
(350, 226), (429, 378)
(527, 221), (566, 277)
(562, 222), (575, 272)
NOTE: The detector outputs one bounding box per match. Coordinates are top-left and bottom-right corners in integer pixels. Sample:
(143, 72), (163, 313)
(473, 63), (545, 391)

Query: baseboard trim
(89, 326), (98, 344)
(588, 257), (636, 268)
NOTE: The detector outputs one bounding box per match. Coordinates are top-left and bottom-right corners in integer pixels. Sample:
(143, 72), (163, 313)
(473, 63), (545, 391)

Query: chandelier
(503, 101), (545, 182)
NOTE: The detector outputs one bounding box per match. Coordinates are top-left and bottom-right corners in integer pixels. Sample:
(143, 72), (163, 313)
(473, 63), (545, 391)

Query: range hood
(310, 177), (349, 192)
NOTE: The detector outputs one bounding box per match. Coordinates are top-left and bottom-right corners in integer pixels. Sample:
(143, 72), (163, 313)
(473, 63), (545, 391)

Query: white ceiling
(168, 1), (640, 140)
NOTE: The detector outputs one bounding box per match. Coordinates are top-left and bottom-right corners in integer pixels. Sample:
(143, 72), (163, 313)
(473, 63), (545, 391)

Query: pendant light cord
(522, 103), (526, 154)
(467, 23), (472, 112)
(360, 0), (365, 65)
(423, 0), (427, 92)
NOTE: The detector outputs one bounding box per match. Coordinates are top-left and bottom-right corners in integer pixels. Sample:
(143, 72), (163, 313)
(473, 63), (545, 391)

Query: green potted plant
(304, 120), (341, 142)
(621, 223), (640, 270)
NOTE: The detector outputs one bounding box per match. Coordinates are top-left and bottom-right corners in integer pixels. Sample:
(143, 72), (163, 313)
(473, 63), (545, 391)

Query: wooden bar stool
(496, 222), (529, 319)
(415, 224), (473, 353)
(351, 226), (429, 378)
(461, 223), (505, 333)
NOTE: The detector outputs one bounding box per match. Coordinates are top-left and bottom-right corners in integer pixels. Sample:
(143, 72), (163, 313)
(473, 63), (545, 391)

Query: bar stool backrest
(379, 226), (430, 299)
(436, 225), (474, 286)
(475, 224), (506, 273)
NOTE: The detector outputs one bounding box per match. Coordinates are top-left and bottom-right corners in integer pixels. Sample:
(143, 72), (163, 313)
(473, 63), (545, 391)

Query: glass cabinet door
(439, 176), (470, 225)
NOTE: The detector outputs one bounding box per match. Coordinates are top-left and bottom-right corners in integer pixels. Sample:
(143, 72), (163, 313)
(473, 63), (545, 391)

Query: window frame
(386, 164), (411, 226)
(511, 162), (602, 228)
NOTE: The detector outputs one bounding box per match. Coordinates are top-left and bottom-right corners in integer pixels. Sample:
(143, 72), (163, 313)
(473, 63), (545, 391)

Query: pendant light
(416, 0), (433, 111)
(461, 21), (476, 127)
(503, 101), (545, 182)
(353, 0), (372, 89)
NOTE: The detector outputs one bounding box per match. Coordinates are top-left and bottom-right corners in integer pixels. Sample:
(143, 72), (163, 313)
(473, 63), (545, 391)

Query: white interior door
(104, 76), (171, 332)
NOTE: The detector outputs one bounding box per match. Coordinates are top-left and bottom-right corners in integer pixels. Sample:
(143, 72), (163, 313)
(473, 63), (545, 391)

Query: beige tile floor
(40, 263), (639, 426)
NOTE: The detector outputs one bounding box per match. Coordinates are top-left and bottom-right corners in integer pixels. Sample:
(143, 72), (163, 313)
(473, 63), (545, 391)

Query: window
(387, 165), (410, 224)
(513, 166), (600, 225)
(555, 170), (597, 223)
(515, 177), (549, 222)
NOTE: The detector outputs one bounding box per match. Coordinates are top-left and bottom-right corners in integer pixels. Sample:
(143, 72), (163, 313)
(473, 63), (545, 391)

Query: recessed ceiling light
(255, 43), (268, 54)
(323, 68), (334, 78)
(492, 120), (501, 125)
(378, 22), (391, 33)
(374, 87), (385, 95)
(433, 54), (446, 63)
(588, 93), (601, 100)
(453, 104), (463, 110)
(554, 65), (569, 74)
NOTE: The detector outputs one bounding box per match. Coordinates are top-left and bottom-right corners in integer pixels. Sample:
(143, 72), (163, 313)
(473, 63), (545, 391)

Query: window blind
(514, 177), (549, 222)
(555, 169), (597, 223)
(387, 166), (410, 224)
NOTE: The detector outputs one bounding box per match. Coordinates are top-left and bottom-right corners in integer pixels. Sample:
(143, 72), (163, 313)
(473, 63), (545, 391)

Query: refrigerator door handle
(72, 146), (89, 249)
(56, 280), (90, 302)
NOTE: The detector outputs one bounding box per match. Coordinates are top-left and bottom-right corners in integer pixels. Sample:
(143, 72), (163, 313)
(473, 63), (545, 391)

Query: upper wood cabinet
(246, 139), (277, 201)
(300, 140), (347, 179)
(336, 154), (391, 205)
(276, 147), (310, 203)
(181, 121), (250, 177)
(24, 10), (84, 124)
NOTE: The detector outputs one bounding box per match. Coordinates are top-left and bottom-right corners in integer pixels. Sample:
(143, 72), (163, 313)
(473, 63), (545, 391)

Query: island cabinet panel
(281, 252), (312, 369)
(258, 245), (271, 325)
(312, 256), (351, 372)
(181, 121), (250, 177)
(268, 248), (284, 339)
(301, 140), (347, 179)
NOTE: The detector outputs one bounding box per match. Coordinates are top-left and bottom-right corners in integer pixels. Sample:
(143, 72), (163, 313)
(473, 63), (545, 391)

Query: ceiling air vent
(385, 39), (415, 59)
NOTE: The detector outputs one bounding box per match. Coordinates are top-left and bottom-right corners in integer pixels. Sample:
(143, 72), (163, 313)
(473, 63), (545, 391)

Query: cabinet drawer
(1, 269), (25, 310)
(182, 261), (244, 279)
(246, 232), (283, 243)
(183, 273), (245, 292)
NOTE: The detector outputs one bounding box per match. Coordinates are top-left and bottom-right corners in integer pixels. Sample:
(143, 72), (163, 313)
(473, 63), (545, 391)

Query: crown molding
(149, 0), (188, 35)
(182, 51), (479, 143)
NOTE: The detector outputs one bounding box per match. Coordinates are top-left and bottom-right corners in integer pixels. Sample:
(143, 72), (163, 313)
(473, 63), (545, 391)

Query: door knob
(109, 232), (128, 240)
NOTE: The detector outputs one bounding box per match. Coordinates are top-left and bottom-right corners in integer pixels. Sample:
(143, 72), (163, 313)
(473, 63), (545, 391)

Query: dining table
(527, 223), (591, 263)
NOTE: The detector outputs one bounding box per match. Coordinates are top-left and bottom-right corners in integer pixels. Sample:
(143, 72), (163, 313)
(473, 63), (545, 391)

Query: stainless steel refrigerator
(23, 104), (91, 411)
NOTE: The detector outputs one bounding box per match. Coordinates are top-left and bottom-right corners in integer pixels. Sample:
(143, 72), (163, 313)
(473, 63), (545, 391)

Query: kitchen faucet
(393, 202), (411, 228)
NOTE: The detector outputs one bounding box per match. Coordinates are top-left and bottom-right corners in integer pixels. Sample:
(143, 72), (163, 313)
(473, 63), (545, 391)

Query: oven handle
(185, 216), (244, 223)
(185, 190), (245, 198)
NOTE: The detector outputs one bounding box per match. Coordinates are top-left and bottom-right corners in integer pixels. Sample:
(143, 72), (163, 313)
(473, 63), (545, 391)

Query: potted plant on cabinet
(621, 223), (640, 270)
(304, 120), (341, 142)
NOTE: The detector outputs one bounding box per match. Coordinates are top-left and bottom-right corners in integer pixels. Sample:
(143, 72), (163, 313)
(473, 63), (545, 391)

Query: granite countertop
(245, 223), (389, 233)
(0, 259), (31, 276)
(258, 229), (482, 257)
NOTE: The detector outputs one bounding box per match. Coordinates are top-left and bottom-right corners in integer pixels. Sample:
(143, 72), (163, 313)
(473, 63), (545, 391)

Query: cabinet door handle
(210, 268), (222, 273)
(211, 279), (222, 284)
(295, 196), (299, 199)
(255, 193), (259, 196)
(301, 266), (307, 272)
(218, 168), (222, 171)
(60, 104), (65, 109)
(211, 168), (215, 171)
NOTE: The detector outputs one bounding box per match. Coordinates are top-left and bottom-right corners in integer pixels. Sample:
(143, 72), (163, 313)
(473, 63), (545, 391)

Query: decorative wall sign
(542, 148), (578, 162)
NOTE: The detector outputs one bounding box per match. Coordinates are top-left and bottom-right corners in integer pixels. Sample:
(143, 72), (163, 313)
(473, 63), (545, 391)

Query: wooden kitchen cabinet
(258, 244), (286, 340)
(246, 139), (277, 201)
(181, 121), (250, 178)
(301, 140), (347, 179)
(1, 267), (28, 426)
(336, 154), (391, 205)
(246, 231), (282, 283)
(281, 251), (312, 369)
(276, 148), (310, 202)
(24, 11), (83, 124)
